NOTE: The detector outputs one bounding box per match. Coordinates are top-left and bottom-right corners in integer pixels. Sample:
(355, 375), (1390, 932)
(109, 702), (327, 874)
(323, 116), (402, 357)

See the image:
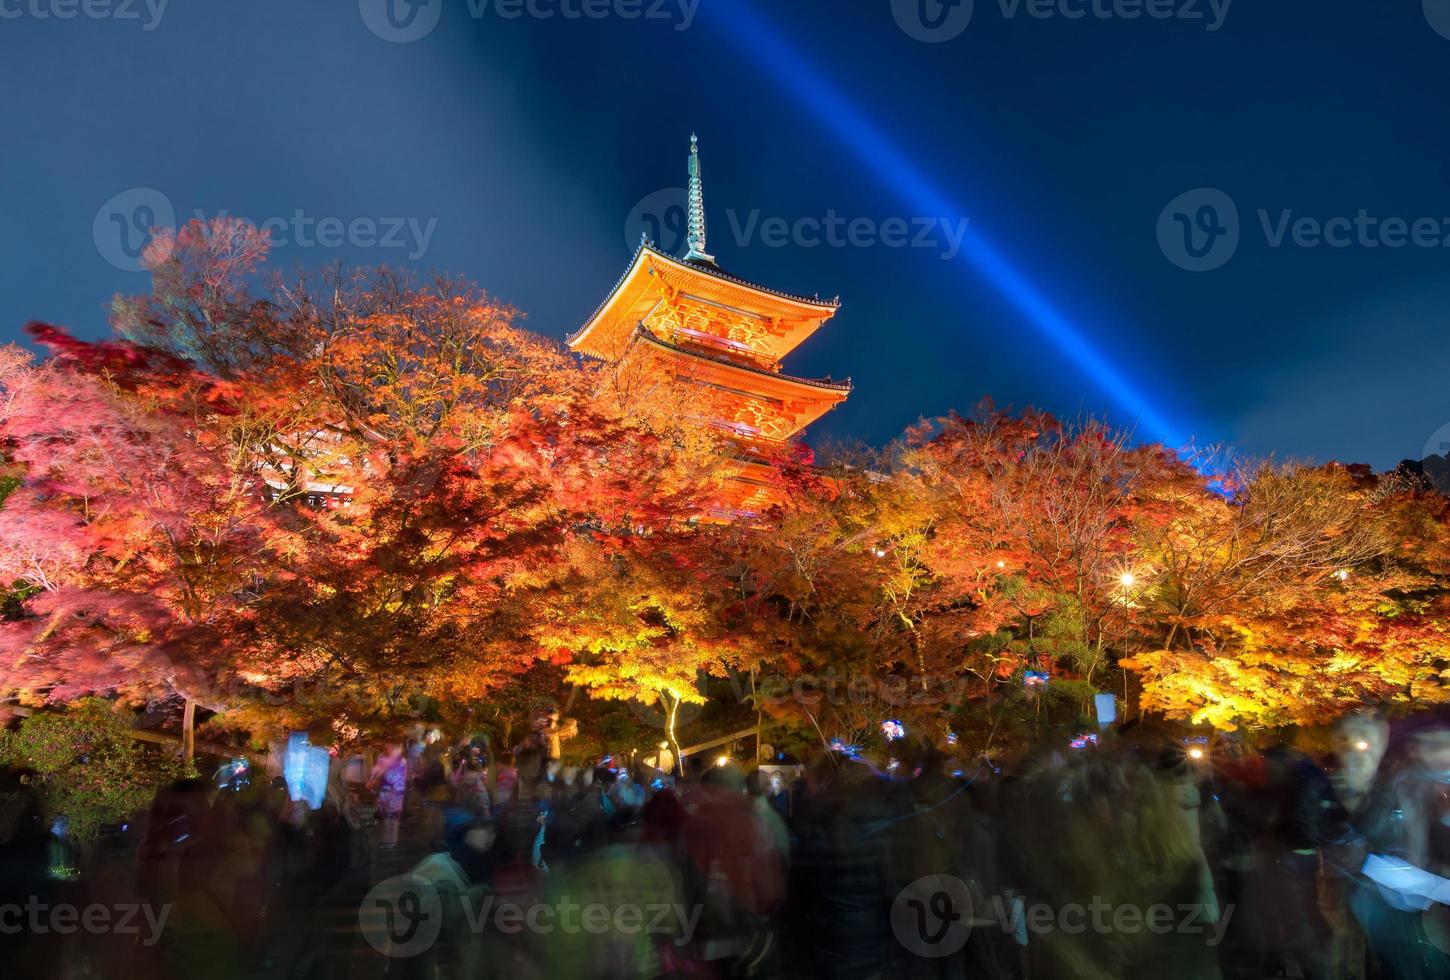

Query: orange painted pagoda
(569, 135), (851, 514)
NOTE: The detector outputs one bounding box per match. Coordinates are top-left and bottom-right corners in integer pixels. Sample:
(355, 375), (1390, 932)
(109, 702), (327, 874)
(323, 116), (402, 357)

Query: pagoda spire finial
(683, 132), (715, 264)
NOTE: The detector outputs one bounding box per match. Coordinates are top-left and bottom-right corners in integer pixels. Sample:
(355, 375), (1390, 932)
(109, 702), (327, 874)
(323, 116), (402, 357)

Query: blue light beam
(710, 2), (1188, 448)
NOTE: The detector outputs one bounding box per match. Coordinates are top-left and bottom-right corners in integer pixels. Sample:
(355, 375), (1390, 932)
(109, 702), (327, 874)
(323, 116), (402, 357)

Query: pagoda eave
(569, 242), (840, 362)
(628, 336), (846, 441)
(633, 328), (850, 397)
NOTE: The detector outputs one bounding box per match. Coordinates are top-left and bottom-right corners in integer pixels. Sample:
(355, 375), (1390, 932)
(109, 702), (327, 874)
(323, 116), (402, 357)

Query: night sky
(4, 1), (1450, 468)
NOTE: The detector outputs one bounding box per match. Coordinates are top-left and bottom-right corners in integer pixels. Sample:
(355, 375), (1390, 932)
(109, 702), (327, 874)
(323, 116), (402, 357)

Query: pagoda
(569, 135), (851, 514)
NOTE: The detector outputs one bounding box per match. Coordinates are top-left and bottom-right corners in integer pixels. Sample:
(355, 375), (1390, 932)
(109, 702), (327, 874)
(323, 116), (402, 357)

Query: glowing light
(1119, 572), (1137, 587)
(1187, 747), (1205, 760)
(716, 755), (731, 767)
(709, 1), (1192, 448)
(996, 560), (1007, 569)
(1334, 569), (1350, 581)
(1355, 739), (1370, 752)
(873, 547), (888, 558)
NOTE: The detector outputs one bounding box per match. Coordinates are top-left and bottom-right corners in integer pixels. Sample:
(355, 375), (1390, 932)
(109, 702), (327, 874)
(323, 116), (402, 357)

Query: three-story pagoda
(568, 135), (851, 514)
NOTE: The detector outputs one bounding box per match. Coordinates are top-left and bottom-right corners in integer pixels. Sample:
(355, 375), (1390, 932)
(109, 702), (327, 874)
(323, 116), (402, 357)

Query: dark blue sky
(4, 1), (1450, 467)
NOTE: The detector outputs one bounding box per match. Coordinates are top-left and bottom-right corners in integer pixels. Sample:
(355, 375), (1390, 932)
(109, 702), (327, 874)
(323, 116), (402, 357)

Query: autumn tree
(0, 323), (291, 759)
(1122, 461), (1450, 729)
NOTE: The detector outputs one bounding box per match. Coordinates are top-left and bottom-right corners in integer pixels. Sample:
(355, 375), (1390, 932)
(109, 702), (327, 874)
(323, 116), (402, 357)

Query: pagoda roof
(627, 327), (848, 441)
(633, 327), (852, 396)
(569, 241), (841, 361)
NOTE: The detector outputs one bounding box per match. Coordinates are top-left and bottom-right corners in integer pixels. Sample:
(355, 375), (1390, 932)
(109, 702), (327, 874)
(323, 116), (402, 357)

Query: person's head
(702, 761), (747, 793)
(1410, 723), (1450, 780)
(515, 747), (544, 783)
(1334, 710), (1391, 793)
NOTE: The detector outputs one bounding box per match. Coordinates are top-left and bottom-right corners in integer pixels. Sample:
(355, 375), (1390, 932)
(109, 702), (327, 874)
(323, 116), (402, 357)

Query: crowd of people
(3, 709), (1450, 978)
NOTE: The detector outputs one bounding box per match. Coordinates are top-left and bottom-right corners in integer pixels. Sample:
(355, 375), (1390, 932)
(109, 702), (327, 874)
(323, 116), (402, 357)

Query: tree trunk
(666, 694), (684, 777)
(181, 698), (196, 766)
(752, 669), (762, 762)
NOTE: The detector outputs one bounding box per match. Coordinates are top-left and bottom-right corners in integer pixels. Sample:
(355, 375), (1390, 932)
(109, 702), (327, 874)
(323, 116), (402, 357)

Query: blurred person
(1348, 721), (1450, 979)
(368, 741), (409, 848)
(161, 790), (273, 979)
(680, 761), (788, 975)
(452, 744), (491, 813)
(492, 750), (519, 813)
(788, 754), (898, 980)
(1255, 743), (1351, 980)
(1011, 753), (1223, 980)
(0, 771), (59, 978)
(1322, 711), (1393, 978)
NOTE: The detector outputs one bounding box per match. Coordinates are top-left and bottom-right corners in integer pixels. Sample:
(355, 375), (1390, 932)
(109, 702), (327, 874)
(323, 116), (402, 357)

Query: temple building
(568, 135), (851, 514)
